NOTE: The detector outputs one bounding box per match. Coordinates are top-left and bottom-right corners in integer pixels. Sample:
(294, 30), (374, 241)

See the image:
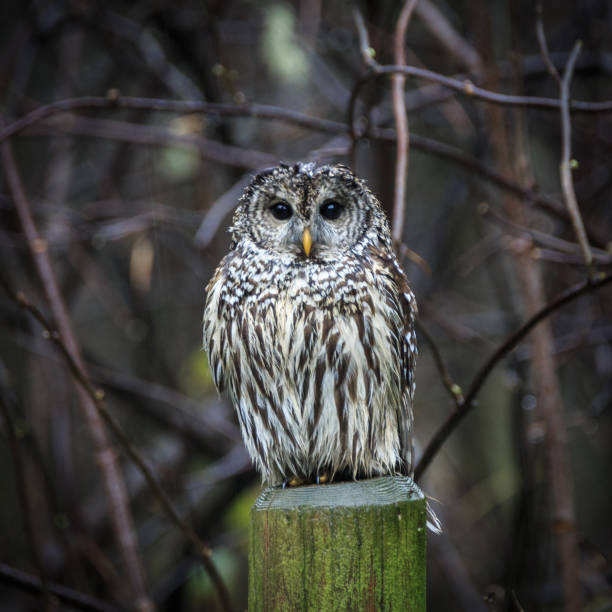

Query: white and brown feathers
(203, 163), (417, 486)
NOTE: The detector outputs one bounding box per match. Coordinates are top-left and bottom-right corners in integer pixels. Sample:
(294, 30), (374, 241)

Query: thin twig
(0, 561), (119, 612)
(414, 271), (612, 480)
(559, 41), (593, 270)
(347, 61), (612, 145)
(375, 128), (608, 248)
(415, 0), (482, 75)
(415, 320), (464, 403)
(1, 70), (611, 145)
(0, 96), (347, 143)
(38, 115), (280, 170)
(195, 173), (255, 248)
(92, 365), (240, 448)
(350, 9), (379, 165)
(369, 63), (612, 111)
(529, 248), (610, 266)
(0, 277), (234, 612)
(484, 205), (612, 264)
(399, 242), (432, 275)
(352, 9), (378, 69)
(535, 5), (561, 84)
(391, 0), (418, 249)
(96, 8), (204, 101)
(0, 390), (52, 607)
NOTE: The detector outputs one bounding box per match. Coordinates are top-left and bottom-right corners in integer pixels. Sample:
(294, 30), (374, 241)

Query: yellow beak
(302, 227), (312, 257)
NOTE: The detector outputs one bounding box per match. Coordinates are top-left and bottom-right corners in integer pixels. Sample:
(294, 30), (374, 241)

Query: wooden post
(249, 475), (426, 611)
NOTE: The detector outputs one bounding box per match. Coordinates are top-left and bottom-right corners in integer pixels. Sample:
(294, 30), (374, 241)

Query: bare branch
(391, 0), (418, 249)
(374, 128), (608, 249)
(484, 205), (612, 265)
(381, 63), (612, 111)
(352, 9), (379, 69)
(415, 0), (482, 76)
(0, 380), (52, 606)
(0, 277), (234, 612)
(41, 115), (280, 170)
(0, 127), (155, 612)
(0, 95), (347, 143)
(0, 94), (609, 249)
(92, 365), (240, 448)
(415, 271), (612, 481)
(415, 320), (464, 403)
(2, 94), (607, 249)
(399, 242), (432, 275)
(348, 64), (612, 139)
(559, 41), (593, 269)
(97, 9), (204, 101)
(535, 5), (561, 84)
(0, 561), (118, 612)
(195, 173), (255, 248)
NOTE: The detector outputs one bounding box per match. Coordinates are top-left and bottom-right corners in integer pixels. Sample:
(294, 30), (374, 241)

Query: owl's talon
(316, 472), (329, 484)
(288, 475), (303, 487)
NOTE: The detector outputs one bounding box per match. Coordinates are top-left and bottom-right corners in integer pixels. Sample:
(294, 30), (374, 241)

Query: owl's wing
(390, 254), (417, 475)
(391, 256), (418, 400)
(203, 263), (228, 393)
(369, 245), (417, 475)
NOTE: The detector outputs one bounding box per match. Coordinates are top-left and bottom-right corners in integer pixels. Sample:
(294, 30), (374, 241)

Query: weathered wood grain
(249, 476), (426, 611)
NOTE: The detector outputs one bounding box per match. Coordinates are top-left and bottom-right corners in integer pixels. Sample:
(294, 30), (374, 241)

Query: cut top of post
(254, 475), (425, 509)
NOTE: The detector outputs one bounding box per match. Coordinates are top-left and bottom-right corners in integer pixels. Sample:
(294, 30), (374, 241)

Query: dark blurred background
(1, 1), (611, 610)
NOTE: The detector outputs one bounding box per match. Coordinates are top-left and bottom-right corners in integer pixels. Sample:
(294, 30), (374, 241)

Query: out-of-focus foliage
(1, 1), (611, 610)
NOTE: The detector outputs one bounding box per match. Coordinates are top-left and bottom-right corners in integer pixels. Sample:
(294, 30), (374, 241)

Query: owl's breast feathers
(203, 242), (416, 484)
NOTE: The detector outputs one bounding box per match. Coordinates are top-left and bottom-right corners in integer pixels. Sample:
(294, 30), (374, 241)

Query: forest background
(1, 1), (612, 610)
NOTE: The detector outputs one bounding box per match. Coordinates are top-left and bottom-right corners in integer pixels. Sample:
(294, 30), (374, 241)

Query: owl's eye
(319, 201), (344, 220)
(269, 201), (293, 220)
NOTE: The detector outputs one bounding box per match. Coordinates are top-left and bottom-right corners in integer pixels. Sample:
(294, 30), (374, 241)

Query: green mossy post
(249, 475), (426, 611)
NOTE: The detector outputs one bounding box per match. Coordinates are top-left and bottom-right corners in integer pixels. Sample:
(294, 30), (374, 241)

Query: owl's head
(229, 163), (391, 260)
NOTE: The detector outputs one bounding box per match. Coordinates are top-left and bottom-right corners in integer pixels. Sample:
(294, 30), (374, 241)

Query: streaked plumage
(203, 163), (417, 486)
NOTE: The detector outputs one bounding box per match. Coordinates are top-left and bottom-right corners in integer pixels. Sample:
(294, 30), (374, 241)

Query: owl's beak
(302, 227), (312, 257)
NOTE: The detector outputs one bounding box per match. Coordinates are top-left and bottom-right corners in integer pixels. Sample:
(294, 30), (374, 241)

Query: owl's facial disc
(238, 164), (382, 260)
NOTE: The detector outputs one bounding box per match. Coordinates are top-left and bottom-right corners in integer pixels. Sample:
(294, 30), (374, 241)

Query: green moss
(249, 477), (426, 611)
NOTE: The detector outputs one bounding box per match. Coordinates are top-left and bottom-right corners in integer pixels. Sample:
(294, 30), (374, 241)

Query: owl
(203, 162), (417, 487)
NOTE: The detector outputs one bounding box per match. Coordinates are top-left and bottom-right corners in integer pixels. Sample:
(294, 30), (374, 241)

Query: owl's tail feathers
(426, 497), (442, 534)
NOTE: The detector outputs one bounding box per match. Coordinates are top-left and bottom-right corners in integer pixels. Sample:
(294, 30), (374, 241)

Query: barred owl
(203, 163), (417, 487)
